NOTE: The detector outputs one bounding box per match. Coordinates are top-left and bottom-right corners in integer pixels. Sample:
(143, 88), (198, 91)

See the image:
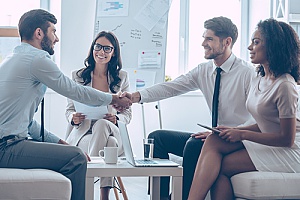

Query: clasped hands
(112, 91), (141, 111)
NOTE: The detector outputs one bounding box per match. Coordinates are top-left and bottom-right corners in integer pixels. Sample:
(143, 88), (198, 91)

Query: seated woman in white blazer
(65, 31), (131, 200)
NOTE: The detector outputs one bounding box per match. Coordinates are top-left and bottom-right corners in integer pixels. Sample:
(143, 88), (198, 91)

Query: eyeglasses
(93, 43), (114, 53)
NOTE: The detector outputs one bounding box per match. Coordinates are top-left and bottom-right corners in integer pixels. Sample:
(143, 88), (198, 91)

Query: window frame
(173, 0), (250, 77)
(0, 27), (19, 37)
(0, 0), (50, 37)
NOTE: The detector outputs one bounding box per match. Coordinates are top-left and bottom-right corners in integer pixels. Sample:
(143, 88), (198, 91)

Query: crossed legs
(188, 134), (256, 200)
(88, 119), (123, 200)
(148, 130), (203, 200)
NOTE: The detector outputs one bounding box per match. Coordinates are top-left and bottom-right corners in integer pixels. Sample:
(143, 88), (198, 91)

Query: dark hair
(256, 18), (300, 82)
(77, 31), (122, 93)
(204, 16), (238, 47)
(18, 9), (57, 41)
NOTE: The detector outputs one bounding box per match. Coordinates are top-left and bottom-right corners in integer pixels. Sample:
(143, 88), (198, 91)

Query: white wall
(60, 0), (97, 76)
(35, 0), (272, 158)
(35, 0), (209, 158)
(248, 0), (272, 39)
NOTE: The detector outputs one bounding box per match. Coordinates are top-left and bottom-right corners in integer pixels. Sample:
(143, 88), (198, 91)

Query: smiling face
(248, 29), (268, 66)
(93, 36), (114, 66)
(41, 22), (59, 55)
(201, 29), (226, 60)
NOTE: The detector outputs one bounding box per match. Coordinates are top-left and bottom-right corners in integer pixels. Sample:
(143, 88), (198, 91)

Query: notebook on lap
(118, 121), (179, 167)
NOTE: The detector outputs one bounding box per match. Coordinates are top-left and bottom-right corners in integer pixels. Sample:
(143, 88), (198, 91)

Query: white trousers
(82, 119), (124, 188)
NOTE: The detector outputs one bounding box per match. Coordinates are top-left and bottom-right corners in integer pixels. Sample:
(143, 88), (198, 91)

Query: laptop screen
(118, 121), (137, 165)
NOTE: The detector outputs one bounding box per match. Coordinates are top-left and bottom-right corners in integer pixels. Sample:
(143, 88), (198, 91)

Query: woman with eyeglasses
(65, 31), (131, 200)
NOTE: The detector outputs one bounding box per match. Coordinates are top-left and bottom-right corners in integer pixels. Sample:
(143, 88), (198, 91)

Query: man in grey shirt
(0, 9), (131, 200)
(123, 16), (256, 200)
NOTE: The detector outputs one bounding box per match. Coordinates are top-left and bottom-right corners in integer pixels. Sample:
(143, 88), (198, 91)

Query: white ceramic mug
(99, 147), (118, 164)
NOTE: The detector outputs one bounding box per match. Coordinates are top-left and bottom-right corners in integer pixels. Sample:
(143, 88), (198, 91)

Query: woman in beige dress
(188, 18), (300, 200)
(65, 31), (131, 200)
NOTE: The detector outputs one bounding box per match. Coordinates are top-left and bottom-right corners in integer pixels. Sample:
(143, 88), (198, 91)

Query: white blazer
(65, 69), (132, 145)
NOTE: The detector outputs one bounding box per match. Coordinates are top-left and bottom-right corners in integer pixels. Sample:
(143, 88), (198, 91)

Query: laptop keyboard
(136, 159), (157, 164)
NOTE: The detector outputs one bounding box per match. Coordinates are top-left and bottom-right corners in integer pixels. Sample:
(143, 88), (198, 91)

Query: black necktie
(212, 68), (222, 127)
(40, 98), (45, 142)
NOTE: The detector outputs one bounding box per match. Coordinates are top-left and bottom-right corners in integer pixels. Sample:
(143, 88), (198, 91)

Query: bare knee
(202, 134), (223, 151)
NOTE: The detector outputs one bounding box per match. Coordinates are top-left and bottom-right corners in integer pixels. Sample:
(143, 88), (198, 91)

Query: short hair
(18, 9), (57, 41)
(256, 18), (300, 82)
(204, 16), (238, 47)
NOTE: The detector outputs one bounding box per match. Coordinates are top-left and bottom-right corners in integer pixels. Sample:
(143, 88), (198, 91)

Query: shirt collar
(211, 53), (236, 75)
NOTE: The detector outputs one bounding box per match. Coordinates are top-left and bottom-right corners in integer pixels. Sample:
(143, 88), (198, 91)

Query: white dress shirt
(139, 54), (256, 127)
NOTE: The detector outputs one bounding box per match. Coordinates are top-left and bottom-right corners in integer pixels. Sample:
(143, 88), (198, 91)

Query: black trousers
(148, 130), (204, 200)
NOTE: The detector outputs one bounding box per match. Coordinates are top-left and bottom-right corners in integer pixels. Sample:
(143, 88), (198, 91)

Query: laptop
(118, 121), (180, 167)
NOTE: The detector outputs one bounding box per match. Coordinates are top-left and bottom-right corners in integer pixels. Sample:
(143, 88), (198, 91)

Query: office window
(165, 0), (180, 80)
(0, 0), (41, 26)
(165, 0), (242, 80)
(0, 0), (61, 63)
(0, 0), (40, 62)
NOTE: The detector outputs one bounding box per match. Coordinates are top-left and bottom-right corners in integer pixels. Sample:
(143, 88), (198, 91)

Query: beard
(204, 43), (225, 60)
(41, 35), (54, 55)
(205, 51), (224, 60)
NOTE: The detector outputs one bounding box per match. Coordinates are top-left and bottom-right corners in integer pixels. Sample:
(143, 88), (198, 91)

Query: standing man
(123, 16), (255, 200)
(0, 9), (131, 200)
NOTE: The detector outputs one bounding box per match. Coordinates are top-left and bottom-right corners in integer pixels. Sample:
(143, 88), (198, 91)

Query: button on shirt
(0, 43), (112, 141)
(139, 54), (256, 127)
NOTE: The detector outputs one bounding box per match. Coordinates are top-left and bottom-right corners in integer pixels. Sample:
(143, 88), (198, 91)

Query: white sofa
(0, 168), (71, 200)
(170, 154), (300, 199)
(232, 171), (300, 200)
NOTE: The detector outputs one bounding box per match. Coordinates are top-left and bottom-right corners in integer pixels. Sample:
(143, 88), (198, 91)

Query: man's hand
(121, 91), (141, 103)
(58, 139), (68, 145)
(57, 139), (91, 161)
(111, 94), (132, 112)
(191, 131), (211, 141)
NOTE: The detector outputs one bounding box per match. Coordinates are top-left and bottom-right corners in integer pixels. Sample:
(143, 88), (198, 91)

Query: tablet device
(197, 123), (221, 134)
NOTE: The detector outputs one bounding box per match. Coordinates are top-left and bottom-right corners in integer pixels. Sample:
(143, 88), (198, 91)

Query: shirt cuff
(138, 90), (147, 103)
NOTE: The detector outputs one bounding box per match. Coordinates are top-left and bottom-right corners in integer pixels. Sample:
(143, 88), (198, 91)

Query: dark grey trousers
(148, 130), (204, 200)
(0, 138), (87, 200)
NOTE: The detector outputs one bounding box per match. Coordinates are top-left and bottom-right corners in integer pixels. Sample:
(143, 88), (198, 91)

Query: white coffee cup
(99, 147), (118, 164)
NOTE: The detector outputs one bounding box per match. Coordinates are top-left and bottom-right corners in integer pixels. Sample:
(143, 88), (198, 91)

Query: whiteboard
(94, 0), (170, 91)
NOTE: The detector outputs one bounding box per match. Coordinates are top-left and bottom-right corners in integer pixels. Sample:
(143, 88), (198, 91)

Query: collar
(210, 54), (236, 76)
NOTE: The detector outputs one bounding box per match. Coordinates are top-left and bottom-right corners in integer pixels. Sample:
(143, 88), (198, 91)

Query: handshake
(111, 91), (141, 111)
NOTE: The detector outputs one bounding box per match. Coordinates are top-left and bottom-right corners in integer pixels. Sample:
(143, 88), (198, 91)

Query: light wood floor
(93, 177), (151, 200)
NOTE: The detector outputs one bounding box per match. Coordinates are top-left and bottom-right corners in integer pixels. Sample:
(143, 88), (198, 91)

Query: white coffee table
(86, 157), (183, 200)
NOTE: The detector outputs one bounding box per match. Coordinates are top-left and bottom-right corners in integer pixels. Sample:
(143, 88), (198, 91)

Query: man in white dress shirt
(123, 16), (256, 200)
